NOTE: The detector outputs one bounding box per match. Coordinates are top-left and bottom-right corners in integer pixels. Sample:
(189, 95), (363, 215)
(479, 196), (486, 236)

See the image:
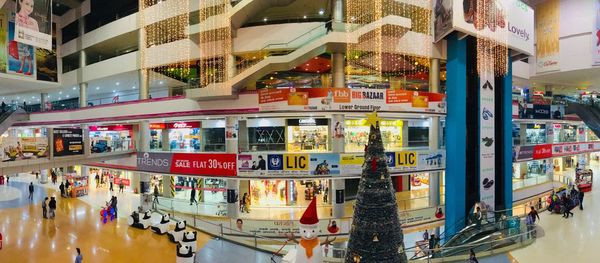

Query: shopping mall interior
(0, 0), (599, 262)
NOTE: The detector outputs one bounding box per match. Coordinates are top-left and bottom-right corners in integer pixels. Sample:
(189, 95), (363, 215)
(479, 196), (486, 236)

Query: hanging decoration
(474, 0), (508, 76)
(198, 0), (233, 88)
(139, 0), (191, 82)
(345, 0), (433, 87)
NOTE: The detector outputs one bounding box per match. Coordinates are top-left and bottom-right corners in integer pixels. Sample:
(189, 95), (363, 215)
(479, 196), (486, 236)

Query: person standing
(59, 182), (65, 198)
(75, 247), (83, 263)
(469, 249), (479, 263)
(423, 229), (429, 241)
(119, 180), (124, 194)
(527, 206), (540, 237)
(239, 193), (246, 213)
(109, 180), (114, 192)
(111, 196), (118, 217)
(28, 182), (34, 200)
(1, 101), (6, 113)
(48, 197), (56, 219)
(42, 197), (48, 219)
(153, 185), (160, 210)
(190, 185), (198, 205)
(95, 174), (100, 188)
(578, 190), (585, 210)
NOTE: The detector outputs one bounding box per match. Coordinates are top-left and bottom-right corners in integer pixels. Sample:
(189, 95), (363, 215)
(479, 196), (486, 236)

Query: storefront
(149, 123), (166, 150)
(525, 123), (546, 144)
(246, 118), (286, 151)
(553, 124), (577, 143)
(512, 160), (552, 190)
(287, 118), (329, 152)
(202, 120), (226, 152)
(345, 119), (403, 152)
(167, 122), (201, 152)
(88, 167), (132, 191)
(247, 179), (330, 207)
(173, 176), (227, 204)
(89, 125), (133, 153)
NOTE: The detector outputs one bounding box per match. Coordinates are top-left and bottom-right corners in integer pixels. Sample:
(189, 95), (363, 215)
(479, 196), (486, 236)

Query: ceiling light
(66, 95), (70, 98)
(132, 86), (136, 89)
(116, 82), (120, 86)
(113, 90), (116, 93)
(59, 91), (62, 94)
(96, 87), (100, 90)
(17, 97), (20, 99)
(263, 18), (267, 22)
(31, 96), (34, 99)
(72, 87), (76, 90)
(58, 97), (62, 100)
(318, 9), (324, 15)
(159, 81), (164, 85)
(303, 15), (307, 19)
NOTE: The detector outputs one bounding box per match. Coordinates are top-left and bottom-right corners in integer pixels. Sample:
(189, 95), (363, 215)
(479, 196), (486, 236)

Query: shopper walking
(48, 197), (56, 219)
(468, 249), (479, 263)
(42, 197), (48, 219)
(119, 181), (124, 194)
(59, 182), (65, 198)
(527, 206), (540, 238)
(75, 247), (83, 263)
(190, 186), (198, 205)
(579, 190), (585, 210)
(240, 193), (247, 213)
(109, 181), (114, 192)
(152, 185), (160, 209)
(95, 174), (100, 188)
(28, 182), (34, 200)
(423, 229), (429, 241)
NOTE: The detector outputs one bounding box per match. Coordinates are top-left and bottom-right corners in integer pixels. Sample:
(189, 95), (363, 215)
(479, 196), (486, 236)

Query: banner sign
(89, 125), (133, 131)
(593, 0), (600, 65)
(113, 178), (131, 186)
(450, 0), (534, 55)
(479, 74), (495, 210)
(0, 136), (48, 161)
(532, 104), (551, 119)
(225, 218), (351, 238)
(258, 88), (446, 113)
(238, 150), (445, 177)
(53, 128), (83, 157)
(535, 0), (560, 73)
(15, 0), (52, 50)
(136, 152), (237, 176)
(513, 142), (600, 162)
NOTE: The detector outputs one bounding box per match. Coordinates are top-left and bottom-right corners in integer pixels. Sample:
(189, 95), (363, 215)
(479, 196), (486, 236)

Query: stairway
(565, 102), (600, 138)
(0, 109), (28, 136)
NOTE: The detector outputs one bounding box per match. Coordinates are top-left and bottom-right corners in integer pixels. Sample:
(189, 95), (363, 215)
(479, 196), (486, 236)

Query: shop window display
(345, 119), (403, 152)
(408, 127), (429, 147)
(248, 126), (286, 151)
(250, 180), (288, 206)
(525, 124), (546, 144)
(287, 118), (329, 152)
(203, 128), (225, 152)
(89, 125), (133, 153)
(170, 128), (201, 152)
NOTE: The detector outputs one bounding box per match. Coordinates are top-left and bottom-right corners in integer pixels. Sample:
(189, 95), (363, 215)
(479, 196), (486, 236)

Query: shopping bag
(8, 41), (19, 60)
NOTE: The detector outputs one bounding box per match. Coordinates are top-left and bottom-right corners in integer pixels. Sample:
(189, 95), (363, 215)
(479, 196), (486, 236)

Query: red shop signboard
(113, 178), (131, 186)
(167, 122), (201, 129)
(89, 125), (133, 132)
(533, 144), (552, 159)
(170, 153), (237, 176)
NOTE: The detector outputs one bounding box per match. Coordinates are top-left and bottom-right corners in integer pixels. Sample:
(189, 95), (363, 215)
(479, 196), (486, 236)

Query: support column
(79, 82), (88, 108)
(40, 93), (47, 112)
(81, 124), (91, 156)
(331, 114), (345, 217)
(429, 59), (441, 236)
(332, 0), (344, 31)
(161, 128), (170, 151)
(48, 128), (54, 159)
(226, 179), (239, 218)
(163, 175), (174, 198)
(332, 53), (345, 88)
(139, 121), (151, 152)
(225, 116), (239, 218)
(139, 69), (149, 100)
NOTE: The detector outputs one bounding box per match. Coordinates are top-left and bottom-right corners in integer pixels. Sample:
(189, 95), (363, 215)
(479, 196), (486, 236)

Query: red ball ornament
(371, 157), (378, 171)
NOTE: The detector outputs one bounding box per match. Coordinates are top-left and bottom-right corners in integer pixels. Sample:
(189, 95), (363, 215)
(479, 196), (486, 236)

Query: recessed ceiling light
(31, 96), (35, 99)
(58, 97), (62, 100)
(113, 90), (116, 93)
(159, 81), (164, 85)
(66, 95), (70, 98)
(16, 97), (20, 99)
(116, 82), (120, 85)
(73, 87), (76, 90)
(263, 18), (267, 22)
(96, 87), (100, 90)
(132, 86), (136, 89)
(318, 9), (324, 15)
(303, 15), (307, 19)
(59, 91), (62, 94)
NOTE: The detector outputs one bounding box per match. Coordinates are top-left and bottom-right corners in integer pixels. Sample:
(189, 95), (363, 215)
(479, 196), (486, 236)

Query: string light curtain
(474, 0), (508, 76)
(198, 0), (232, 88)
(139, 0), (191, 81)
(345, 0), (432, 87)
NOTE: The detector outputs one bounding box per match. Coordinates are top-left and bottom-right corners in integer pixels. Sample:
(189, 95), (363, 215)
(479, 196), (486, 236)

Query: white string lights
(474, 0), (508, 76)
(198, 0), (232, 87)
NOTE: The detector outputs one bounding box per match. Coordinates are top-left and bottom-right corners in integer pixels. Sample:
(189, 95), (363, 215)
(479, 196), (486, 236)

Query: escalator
(0, 109), (28, 136)
(565, 102), (600, 138)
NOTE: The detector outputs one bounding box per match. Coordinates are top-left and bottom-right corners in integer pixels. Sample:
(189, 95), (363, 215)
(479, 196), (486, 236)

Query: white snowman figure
(295, 198), (322, 263)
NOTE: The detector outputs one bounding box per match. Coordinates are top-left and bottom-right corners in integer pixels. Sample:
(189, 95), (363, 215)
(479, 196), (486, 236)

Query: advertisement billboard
(258, 88), (446, 113)
(53, 128), (83, 156)
(14, 0), (52, 50)
(136, 152), (237, 176)
(535, 0), (560, 73)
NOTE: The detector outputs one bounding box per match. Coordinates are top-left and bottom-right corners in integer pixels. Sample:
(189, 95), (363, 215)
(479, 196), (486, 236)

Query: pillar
(430, 58), (440, 92)
(139, 69), (149, 100)
(161, 128), (170, 151)
(40, 93), (47, 112)
(81, 124), (91, 156)
(332, 0), (344, 31)
(227, 54), (236, 80)
(429, 59), (441, 236)
(225, 116), (239, 217)
(332, 53), (345, 88)
(131, 171), (140, 193)
(226, 179), (239, 218)
(163, 175), (174, 198)
(331, 114), (345, 217)
(79, 82), (88, 108)
(332, 178), (345, 218)
(48, 128), (54, 159)
(139, 121), (150, 152)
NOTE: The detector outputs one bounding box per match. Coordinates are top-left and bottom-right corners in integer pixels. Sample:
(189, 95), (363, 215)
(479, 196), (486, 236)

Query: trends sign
(136, 152), (237, 176)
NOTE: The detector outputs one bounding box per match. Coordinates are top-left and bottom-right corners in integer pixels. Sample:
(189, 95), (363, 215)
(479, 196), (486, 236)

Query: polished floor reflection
(0, 177), (210, 263)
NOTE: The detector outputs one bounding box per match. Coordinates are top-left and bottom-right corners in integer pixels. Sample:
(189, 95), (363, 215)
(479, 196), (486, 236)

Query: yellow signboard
(283, 154), (309, 170)
(396, 151), (417, 167)
(340, 154), (364, 165)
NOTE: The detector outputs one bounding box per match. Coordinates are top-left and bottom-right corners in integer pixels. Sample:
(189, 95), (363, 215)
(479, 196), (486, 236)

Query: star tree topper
(365, 111), (382, 128)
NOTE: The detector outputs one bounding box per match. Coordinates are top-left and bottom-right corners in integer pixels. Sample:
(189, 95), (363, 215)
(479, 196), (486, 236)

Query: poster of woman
(8, 21), (35, 77)
(14, 0), (52, 50)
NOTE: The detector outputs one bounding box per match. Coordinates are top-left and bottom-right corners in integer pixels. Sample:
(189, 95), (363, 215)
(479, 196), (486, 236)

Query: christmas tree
(345, 112), (407, 263)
